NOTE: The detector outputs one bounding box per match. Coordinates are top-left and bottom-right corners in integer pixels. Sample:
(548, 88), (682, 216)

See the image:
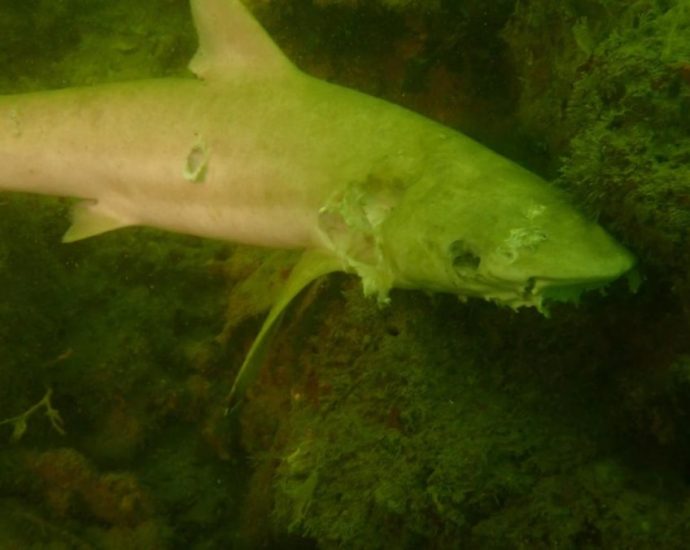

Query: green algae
(0, 197), (249, 546)
(255, 283), (690, 548)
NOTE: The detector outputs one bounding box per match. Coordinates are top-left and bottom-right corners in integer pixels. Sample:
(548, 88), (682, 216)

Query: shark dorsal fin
(189, 0), (294, 81)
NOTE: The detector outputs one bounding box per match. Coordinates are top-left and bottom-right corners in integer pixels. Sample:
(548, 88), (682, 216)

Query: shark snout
(521, 235), (636, 306)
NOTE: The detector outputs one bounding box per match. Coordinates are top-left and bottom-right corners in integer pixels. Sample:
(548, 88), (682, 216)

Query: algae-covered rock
(311, 0), (440, 10)
(248, 0), (442, 12)
(242, 279), (690, 548)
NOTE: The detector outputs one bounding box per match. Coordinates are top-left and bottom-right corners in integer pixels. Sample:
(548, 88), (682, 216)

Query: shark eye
(449, 239), (481, 270)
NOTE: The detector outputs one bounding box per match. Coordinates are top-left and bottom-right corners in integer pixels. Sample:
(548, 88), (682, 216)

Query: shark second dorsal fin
(189, 0), (294, 81)
(226, 250), (341, 411)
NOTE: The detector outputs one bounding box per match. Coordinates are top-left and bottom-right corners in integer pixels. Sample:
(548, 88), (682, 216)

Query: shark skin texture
(0, 0), (635, 404)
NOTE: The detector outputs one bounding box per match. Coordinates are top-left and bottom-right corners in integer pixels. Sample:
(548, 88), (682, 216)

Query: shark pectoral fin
(62, 200), (133, 243)
(226, 250), (341, 410)
(188, 0), (294, 81)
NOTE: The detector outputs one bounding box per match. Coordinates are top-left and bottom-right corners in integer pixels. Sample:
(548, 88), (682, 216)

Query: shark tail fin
(226, 250), (340, 412)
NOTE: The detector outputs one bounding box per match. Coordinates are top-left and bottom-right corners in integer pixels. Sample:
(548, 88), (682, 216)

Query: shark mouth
(457, 269), (637, 313)
(518, 269), (639, 313)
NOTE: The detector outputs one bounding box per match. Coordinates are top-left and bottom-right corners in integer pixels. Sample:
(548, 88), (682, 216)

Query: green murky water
(1, 1), (689, 547)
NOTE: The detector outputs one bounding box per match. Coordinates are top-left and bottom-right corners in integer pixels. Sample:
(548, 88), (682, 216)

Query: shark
(0, 0), (635, 404)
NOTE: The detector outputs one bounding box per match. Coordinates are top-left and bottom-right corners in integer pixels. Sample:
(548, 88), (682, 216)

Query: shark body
(0, 0), (635, 401)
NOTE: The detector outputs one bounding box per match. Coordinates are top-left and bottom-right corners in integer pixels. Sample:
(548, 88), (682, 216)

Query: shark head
(377, 152), (636, 311)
